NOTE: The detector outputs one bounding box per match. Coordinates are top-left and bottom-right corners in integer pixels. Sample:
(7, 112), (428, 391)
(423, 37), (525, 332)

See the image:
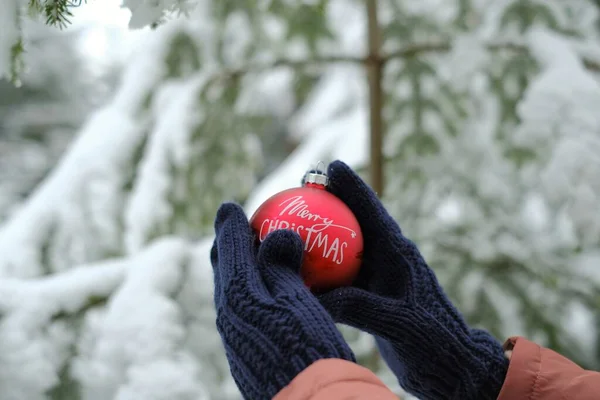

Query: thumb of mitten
(257, 230), (306, 297)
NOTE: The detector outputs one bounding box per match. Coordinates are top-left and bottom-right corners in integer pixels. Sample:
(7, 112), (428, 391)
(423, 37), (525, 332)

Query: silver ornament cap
(302, 161), (329, 187)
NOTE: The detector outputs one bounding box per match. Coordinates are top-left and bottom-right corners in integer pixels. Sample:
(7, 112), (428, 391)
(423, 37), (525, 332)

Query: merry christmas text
(258, 195), (357, 265)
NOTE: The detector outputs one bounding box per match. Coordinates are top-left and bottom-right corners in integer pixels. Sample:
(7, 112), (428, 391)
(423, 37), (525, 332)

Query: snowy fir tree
(1, 1), (600, 399)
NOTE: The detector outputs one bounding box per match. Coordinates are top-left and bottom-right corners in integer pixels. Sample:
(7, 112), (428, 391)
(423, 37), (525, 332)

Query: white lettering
(325, 237), (340, 262)
(257, 196), (358, 264)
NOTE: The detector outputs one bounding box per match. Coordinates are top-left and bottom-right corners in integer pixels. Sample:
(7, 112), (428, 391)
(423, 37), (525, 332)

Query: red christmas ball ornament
(249, 164), (363, 292)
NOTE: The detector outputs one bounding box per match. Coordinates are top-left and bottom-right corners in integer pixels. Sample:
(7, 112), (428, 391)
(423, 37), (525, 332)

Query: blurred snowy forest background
(1, 0), (600, 399)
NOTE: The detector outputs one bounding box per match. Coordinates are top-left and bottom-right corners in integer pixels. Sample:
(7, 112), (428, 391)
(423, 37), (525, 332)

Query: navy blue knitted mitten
(211, 203), (356, 400)
(318, 161), (509, 400)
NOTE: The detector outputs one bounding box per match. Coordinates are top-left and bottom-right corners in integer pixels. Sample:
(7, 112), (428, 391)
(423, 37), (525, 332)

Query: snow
(244, 62), (368, 216)
(0, 261), (125, 315)
(0, 0), (182, 81)
(325, 1), (366, 57)
(183, 239), (240, 399)
(0, 255), (126, 400)
(0, 234), (228, 400)
(526, 27), (583, 69)
(440, 33), (489, 90)
(244, 90), (368, 215)
(288, 65), (365, 141)
(123, 0), (197, 29)
(69, 0), (135, 63)
(124, 75), (207, 253)
(0, 106), (140, 277)
(563, 301), (597, 365)
(72, 238), (207, 400)
(236, 69), (296, 118)
(1, 15), (257, 399)
(517, 26), (600, 247)
(0, 27), (170, 277)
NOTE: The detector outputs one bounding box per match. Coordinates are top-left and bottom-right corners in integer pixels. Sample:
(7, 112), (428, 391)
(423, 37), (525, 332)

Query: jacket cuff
(497, 337), (541, 400)
(273, 358), (399, 400)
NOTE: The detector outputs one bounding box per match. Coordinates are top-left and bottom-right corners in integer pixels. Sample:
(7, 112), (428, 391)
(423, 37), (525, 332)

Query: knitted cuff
(352, 305), (508, 400)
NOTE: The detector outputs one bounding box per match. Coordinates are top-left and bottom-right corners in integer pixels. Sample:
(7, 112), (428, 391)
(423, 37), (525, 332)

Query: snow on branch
(0, 256), (125, 317)
(0, 237), (211, 400)
(0, 16), (261, 281)
(515, 27), (600, 248)
(124, 74), (207, 254)
(0, 23), (182, 278)
(71, 237), (208, 400)
(0, 248), (127, 400)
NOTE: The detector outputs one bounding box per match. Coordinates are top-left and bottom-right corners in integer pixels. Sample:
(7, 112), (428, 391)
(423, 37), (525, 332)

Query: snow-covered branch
(0, 237), (217, 400)
(0, 258), (125, 317)
(70, 237), (208, 400)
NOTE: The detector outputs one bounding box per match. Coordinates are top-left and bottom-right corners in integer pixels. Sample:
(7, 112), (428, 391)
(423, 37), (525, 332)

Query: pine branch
(206, 55), (364, 84)
(383, 41), (600, 71)
(32, 0), (86, 29)
(206, 40), (600, 87)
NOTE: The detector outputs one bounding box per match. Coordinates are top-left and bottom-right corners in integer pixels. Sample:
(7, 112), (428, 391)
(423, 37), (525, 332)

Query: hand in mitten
(211, 203), (356, 400)
(318, 161), (509, 400)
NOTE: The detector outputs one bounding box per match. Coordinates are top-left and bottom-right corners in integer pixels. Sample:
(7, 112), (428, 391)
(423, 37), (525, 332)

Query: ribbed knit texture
(318, 160), (509, 400)
(211, 203), (356, 400)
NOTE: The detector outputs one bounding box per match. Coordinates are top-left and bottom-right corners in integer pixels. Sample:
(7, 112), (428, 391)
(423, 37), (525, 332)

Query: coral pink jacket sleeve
(498, 336), (600, 400)
(274, 336), (600, 400)
(273, 359), (400, 400)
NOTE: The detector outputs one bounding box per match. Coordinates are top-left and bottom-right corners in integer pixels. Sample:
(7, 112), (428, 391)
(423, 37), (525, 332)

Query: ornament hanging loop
(315, 160), (325, 173)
